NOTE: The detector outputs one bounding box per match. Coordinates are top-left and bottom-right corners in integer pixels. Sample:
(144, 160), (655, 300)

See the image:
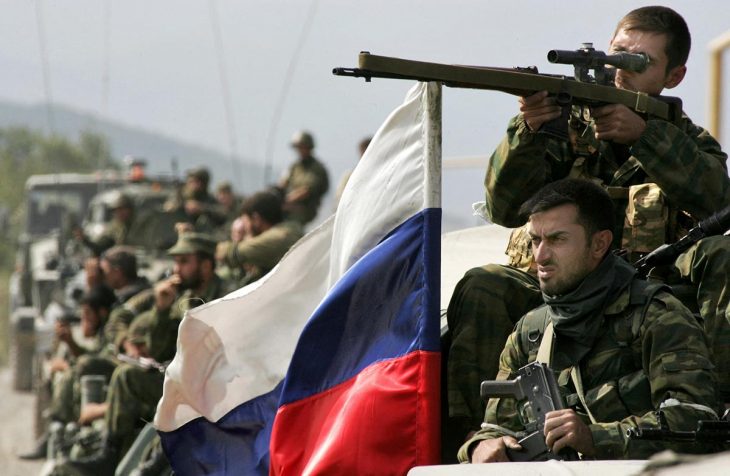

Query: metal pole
(708, 31), (730, 144)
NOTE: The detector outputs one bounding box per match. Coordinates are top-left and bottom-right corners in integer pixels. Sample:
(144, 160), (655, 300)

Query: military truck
(9, 172), (126, 393)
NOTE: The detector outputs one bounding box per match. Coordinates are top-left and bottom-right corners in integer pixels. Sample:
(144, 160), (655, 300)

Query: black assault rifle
(634, 203), (730, 277)
(627, 409), (730, 443)
(333, 44), (683, 140)
(480, 361), (579, 461)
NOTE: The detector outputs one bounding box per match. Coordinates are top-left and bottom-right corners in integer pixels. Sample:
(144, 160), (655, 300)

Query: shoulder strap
(536, 321), (554, 365)
(519, 305), (551, 358)
(627, 278), (670, 339)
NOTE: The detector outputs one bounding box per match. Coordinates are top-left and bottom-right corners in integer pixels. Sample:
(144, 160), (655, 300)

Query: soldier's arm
(292, 164), (330, 202)
(588, 293), (720, 459)
(484, 114), (572, 228)
(227, 225), (301, 274)
(630, 116), (730, 220)
(457, 328), (530, 462)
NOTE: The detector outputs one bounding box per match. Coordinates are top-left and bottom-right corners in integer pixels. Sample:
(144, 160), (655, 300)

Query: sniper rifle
(333, 44), (683, 140)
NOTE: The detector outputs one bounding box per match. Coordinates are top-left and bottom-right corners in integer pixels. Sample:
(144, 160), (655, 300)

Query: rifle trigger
(635, 92), (649, 114)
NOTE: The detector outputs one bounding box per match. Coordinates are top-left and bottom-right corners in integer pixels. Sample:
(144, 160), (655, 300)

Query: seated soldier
(19, 285), (116, 460)
(460, 179), (721, 463)
(166, 167), (226, 233)
(74, 192), (138, 257)
(447, 6), (730, 442)
(63, 232), (228, 475)
(219, 190), (303, 287)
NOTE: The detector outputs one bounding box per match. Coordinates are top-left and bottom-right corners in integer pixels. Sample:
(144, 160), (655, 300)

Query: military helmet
(290, 130), (315, 149)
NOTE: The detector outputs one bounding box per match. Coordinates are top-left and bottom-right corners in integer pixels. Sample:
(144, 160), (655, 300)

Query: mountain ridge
(0, 99), (265, 193)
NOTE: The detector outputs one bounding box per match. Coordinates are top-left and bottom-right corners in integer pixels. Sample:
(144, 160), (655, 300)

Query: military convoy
(7, 169), (180, 445)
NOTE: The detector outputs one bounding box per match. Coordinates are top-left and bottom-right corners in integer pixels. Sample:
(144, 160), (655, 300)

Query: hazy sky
(1, 0), (728, 228)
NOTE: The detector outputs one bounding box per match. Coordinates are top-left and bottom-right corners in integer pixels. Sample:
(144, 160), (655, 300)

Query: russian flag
(155, 82), (442, 475)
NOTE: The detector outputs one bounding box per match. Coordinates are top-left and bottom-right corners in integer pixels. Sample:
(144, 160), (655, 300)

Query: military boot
(17, 432), (49, 460)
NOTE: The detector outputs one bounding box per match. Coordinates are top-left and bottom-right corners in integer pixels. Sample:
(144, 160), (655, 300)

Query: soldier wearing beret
(66, 233), (228, 474)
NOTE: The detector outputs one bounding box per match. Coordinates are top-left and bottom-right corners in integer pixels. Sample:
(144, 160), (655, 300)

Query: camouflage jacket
(457, 280), (720, 461)
(282, 155), (330, 224)
(102, 278), (155, 355)
(224, 220), (303, 285)
(131, 274), (227, 364)
(486, 112), (729, 260)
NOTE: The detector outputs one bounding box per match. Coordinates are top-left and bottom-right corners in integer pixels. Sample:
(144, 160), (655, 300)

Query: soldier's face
(173, 254), (203, 290)
(609, 28), (686, 95)
(100, 259), (123, 290)
(528, 204), (600, 296)
(80, 304), (101, 337)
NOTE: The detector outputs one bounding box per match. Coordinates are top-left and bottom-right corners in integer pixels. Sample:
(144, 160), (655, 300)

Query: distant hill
(0, 100), (265, 194)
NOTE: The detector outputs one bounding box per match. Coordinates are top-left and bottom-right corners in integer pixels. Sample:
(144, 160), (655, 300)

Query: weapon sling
(535, 321), (597, 425)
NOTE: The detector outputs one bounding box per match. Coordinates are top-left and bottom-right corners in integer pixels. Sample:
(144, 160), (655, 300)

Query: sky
(0, 0), (728, 230)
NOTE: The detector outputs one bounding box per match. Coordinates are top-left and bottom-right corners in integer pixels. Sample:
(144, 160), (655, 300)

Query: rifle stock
(333, 52), (683, 126)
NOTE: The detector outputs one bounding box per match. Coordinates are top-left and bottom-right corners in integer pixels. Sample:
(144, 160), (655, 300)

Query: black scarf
(543, 253), (636, 366)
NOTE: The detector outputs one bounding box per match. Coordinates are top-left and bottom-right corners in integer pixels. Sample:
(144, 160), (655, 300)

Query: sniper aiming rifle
(333, 44), (683, 140)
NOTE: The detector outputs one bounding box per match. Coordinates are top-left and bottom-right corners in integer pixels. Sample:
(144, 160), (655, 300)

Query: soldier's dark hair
(80, 285), (117, 312)
(615, 6), (690, 72)
(518, 178), (615, 239)
(101, 246), (138, 280)
(240, 191), (283, 225)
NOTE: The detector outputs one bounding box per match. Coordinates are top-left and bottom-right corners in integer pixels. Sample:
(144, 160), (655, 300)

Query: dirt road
(0, 366), (47, 476)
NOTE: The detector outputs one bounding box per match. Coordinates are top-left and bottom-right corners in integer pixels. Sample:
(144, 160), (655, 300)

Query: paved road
(0, 366), (47, 476)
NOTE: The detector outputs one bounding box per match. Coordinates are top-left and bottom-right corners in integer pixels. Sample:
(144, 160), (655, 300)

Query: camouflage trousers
(105, 364), (164, 456)
(673, 235), (730, 402)
(445, 264), (542, 437)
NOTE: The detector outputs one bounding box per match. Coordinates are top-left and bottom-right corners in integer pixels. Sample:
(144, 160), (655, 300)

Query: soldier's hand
(285, 186), (309, 204)
(49, 356), (70, 374)
(592, 104), (646, 145)
(471, 436), (522, 463)
(155, 276), (180, 312)
(78, 402), (108, 425)
(519, 91), (562, 132)
(184, 199), (203, 215)
(54, 321), (73, 344)
(544, 409), (595, 456)
(175, 222), (194, 235)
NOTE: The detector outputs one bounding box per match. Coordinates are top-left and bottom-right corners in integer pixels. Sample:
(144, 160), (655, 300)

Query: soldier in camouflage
(64, 233), (228, 475)
(99, 246), (155, 355)
(460, 179), (722, 462)
(279, 130), (330, 226)
(219, 190), (303, 287)
(75, 192), (138, 257)
(447, 6), (730, 440)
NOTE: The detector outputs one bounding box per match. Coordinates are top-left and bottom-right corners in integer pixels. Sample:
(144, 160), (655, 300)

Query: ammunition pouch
(622, 183), (670, 254)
